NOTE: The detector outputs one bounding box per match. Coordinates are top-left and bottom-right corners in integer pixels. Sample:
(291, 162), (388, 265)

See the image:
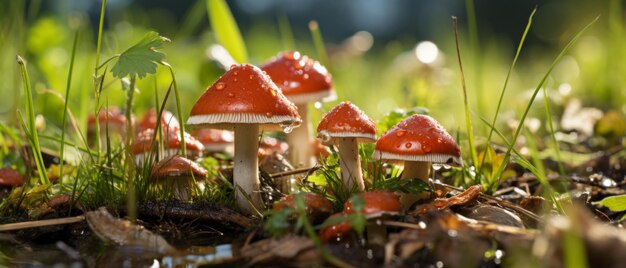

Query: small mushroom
(347, 191), (400, 245)
(262, 51), (335, 167)
(373, 114), (462, 209)
(319, 212), (353, 243)
(273, 192), (333, 224)
(187, 64), (301, 214)
(151, 155), (208, 200)
(310, 139), (331, 162)
(0, 167), (23, 198)
(132, 128), (205, 165)
(319, 191), (400, 244)
(193, 129), (234, 154)
(138, 108), (180, 132)
(0, 167), (24, 187)
(317, 102), (376, 191)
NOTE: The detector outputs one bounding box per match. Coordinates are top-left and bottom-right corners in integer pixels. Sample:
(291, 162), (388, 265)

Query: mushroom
(132, 128), (205, 165)
(311, 139), (331, 162)
(319, 191), (400, 244)
(87, 106), (128, 147)
(0, 167), (24, 188)
(319, 212), (353, 243)
(344, 191), (400, 245)
(317, 102), (376, 191)
(273, 192), (333, 224)
(151, 155), (208, 200)
(138, 108), (180, 133)
(372, 114), (462, 209)
(262, 51), (335, 167)
(193, 129), (234, 154)
(186, 64), (301, 214)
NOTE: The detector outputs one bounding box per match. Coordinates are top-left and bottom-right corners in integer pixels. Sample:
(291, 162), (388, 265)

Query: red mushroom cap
(273, 192), (333, 214)
(373, 114), (462, 166)
(261, 51), (335, 104)
(164, 129), (205, 153)
(273, 192), (333, 224)
(131, 128), (205, 155)
(187, 64), (300, 130)
(138, 108), (180, 132)
(343, 191), (401, 215)
(317, 101), (376, 143)
(257, 136), (289, 158)
(87, 106), (127, 127)
(319, 212), (353, 243)
(311, 139), (332, 159)
(0, 167), (24, 187)
(193, 129), (234, 152)
(151, 155), (208, 179)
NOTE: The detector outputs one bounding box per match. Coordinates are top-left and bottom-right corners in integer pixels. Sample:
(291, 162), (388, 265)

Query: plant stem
(452, 16), (479, 178)
(93, 0), (108, 155)
(125, 76), (137, 222)
(16, 56), (49, 185)
(309, 20), (331, 72)
(60, 31), (79, 180)
(278, 12), (295, 50)
(165, 64), (186, 157)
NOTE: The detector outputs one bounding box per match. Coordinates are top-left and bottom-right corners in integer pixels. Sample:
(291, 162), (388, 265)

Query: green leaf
(593, 195), (626, 212)
(111, 31), (170, 79)
(207, 0), (248, 63)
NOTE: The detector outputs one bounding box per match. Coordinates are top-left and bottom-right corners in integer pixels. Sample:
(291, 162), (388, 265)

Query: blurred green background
(0, 0), (623, 143)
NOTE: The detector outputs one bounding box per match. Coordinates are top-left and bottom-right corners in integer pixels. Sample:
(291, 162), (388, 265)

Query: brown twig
(0, 215), (85, 232)
(269, 166), (322, 179)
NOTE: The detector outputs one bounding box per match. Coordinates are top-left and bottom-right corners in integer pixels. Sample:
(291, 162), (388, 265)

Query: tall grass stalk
(542, 87), (566, 175)
(308, 21), (331, 71)
(163, 63), (186, 157)
(464, 0), (484, 117)
(125, 76), (137, 222)
(92, 0), (108, 155)
(278, 12), (295, 51)
(16, 56), (49, 185)
(59, 31), (79, 179)
(452, 17), (479, 179)
(493, 16), (599, 182)
(479, 8), (536, 178)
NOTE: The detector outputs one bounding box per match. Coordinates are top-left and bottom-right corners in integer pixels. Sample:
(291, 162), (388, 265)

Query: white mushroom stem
(233, 124), (264, 214)
(287, 103), (313, 167)
(401, 161), (431, 182)
(400, 161), (431, 211)
(337, 137), (365, 191)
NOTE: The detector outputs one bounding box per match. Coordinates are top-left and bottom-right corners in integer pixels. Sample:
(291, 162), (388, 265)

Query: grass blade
(479, 8), (536, 177)
(542, 87), (566, 175)
(207, 0), (248, 63)
(309, 21), (331, 71)
(60, 31), (79, 179)
(16, 56), (49, 185)
(493, 16), (599, 182)
(452, 16), (479, 178)
(278, 12), (295, 51)
(92, 0), (108, 155)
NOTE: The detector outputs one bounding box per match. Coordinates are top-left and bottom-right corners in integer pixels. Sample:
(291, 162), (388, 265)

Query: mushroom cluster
(183, 51), (462, 220)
